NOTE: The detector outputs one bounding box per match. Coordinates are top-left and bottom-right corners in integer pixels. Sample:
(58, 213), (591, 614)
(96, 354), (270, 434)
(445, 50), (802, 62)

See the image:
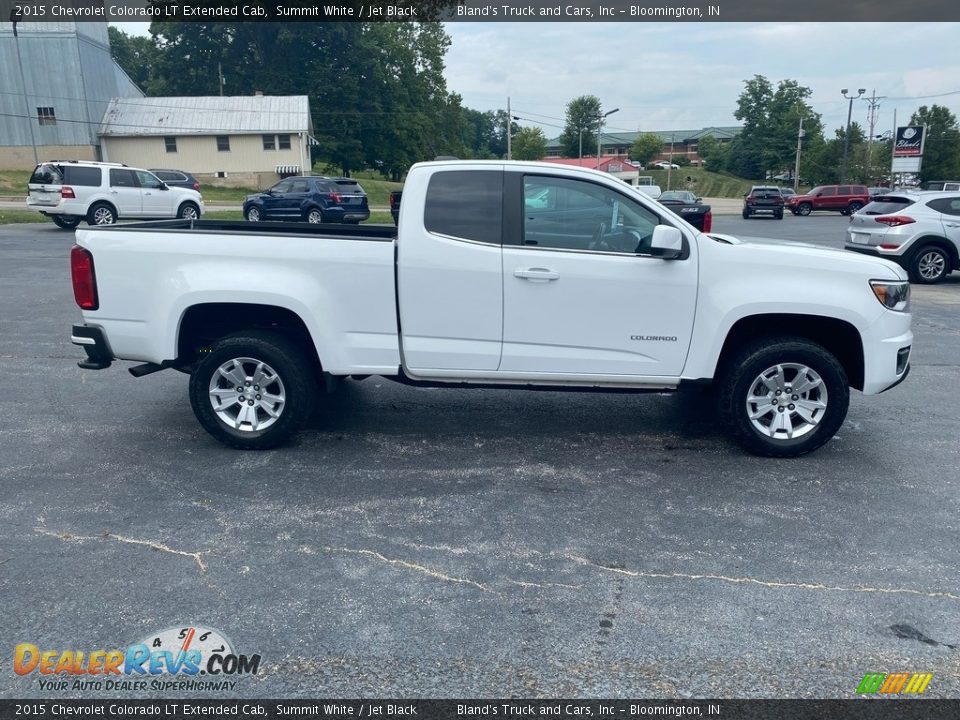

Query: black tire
(848, 201), (863, 214)
(188, 331), (318, 450)
(774, 210), (784, 220)
(716, 337), (849, 457)
(305, 207), (324, 224)
(742, 209), (751, 219)
(51, 215), (81, 229)
(244, 206), (262, 222)
(909, 244), (950, 284)
(87, 202), (117, 226)
(178, 202), (200, 220)
(797, 203), (812, 216)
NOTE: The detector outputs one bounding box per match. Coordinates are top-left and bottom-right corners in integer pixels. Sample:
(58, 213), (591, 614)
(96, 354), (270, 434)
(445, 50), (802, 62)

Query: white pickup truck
(70, 161), (913, 457)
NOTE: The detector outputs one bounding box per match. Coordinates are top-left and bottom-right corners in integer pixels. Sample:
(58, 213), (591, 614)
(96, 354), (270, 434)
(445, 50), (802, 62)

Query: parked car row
(242, 176), (370, 224)
(27, 160), (204, 229)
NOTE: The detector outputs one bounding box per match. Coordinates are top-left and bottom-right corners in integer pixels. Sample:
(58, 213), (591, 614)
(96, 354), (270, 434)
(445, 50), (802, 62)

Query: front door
(262, 179), (292, 219)
(500, 173), (698, 377)
(136, 171), (173, 217)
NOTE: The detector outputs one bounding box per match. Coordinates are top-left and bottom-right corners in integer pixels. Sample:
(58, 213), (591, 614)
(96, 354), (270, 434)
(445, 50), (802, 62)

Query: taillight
(61, 186), (76, 199)
(328, 192), (342, 203)
(874, 215), (915, 227)
(702, 211), (712, 233)
(192, 182), (200, 191)
(71, 245), (98, 310)
(389, 194), (397, 209)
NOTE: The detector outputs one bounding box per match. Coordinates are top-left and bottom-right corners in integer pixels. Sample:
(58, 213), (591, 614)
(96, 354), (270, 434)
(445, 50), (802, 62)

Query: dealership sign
(893, 126), (925, 157)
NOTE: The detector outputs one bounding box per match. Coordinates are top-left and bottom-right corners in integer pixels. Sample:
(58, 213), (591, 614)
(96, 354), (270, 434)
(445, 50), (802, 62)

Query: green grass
(645, 167), (755, 198)
(0, 170), (29, 196)
(0, 209), (46, 224)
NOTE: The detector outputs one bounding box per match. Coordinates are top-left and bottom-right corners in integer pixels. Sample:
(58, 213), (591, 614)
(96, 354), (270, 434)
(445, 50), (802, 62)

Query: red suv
(786, 185), (869, 216)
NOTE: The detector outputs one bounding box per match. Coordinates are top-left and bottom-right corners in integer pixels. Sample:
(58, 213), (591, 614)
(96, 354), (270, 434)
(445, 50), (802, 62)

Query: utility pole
(793, 115), (804, 192)
(12, 18), (39, 166)
(506, 96), (511, 160)
(667, 135), (675, 190)
(218, 63), (225, 96)
(864, 89), (885, 184)
(891, 108), (897, 190)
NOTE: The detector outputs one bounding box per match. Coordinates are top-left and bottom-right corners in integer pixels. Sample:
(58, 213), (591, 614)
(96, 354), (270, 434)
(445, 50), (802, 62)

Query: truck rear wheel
(189, 331), (317, 450)
(716, 338), (849, 457)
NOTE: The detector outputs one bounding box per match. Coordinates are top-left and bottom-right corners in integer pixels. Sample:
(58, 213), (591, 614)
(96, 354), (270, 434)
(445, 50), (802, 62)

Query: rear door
(397, 168), (504, 372)
(108, 169), (142, 217)
(500, 172), (698, 376)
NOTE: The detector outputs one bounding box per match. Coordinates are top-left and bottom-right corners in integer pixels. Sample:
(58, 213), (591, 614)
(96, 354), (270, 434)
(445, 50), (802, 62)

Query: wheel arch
(910, 236), (959, 269)
(715, 314), (864, 391)
(88, 199), (118, 220)
(176, 302), (322, 374)
(177, 199), (201, 216)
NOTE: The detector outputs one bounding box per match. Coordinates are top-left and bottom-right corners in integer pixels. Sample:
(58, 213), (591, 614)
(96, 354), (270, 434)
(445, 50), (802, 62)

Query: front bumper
(71, 324), (113, 370)
(861, 310), (912, 395)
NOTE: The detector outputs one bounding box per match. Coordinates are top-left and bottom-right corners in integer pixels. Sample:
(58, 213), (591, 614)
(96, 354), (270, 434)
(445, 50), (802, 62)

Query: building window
(262, 135), (276, 151)
(37, 107), (56, 126)
(164, 136), (177, 153)
(278, 134), (291, 150)
(216, 136), (230, 152)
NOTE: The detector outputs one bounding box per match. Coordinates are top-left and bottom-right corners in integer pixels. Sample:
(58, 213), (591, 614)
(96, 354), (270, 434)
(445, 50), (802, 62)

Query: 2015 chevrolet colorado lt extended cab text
(70, 161), (913, 457)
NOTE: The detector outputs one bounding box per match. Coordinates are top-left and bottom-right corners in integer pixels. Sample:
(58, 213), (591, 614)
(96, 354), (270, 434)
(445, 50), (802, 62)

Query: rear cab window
(424, 170), (503, 245)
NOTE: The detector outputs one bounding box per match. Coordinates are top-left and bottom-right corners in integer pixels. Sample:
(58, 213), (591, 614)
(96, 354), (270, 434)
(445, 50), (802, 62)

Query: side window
(424, 170), (503, 245)
(820, 187), (837, 197)
(135, 170), (163, 189)
(271, 179), (293, 193)
(63, 166), (101, 186)
(289, 180), (309, 193)
(109, 169), (137, 188)
(522, 175), (660, 254)
(927, 198), (960, 216)
(838, 186), (852, 195)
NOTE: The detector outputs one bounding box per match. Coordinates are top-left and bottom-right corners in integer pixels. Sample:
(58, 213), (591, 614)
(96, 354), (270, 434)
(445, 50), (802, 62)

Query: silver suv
(845, 191), (960, 283)
(27, 160), (204, 230)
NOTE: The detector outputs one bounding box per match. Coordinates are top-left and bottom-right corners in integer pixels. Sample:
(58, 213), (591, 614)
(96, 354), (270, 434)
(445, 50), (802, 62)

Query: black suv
(243, 177), (370, 224)
(743, 186), (784, 219)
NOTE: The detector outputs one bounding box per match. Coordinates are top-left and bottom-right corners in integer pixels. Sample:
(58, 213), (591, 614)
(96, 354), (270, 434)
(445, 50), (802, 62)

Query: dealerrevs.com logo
(14, 626), (261, 692)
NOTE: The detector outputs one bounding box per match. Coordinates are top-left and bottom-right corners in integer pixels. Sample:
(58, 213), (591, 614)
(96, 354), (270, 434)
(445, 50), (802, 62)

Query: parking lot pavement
(2, 223), (958, 699)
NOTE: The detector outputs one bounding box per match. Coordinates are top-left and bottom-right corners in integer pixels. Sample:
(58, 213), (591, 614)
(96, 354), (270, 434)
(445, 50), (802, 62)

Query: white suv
(27, 160), (204, 230)
(845, 191), (960, 283)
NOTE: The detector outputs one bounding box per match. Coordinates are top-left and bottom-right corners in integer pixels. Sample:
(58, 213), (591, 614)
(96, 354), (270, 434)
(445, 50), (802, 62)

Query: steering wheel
(587, 222), (608, 251)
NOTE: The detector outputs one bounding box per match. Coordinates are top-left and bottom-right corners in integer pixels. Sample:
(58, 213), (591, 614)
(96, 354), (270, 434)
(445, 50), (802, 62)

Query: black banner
(2, 700), (960, 720)
(3, 0), (960, 22)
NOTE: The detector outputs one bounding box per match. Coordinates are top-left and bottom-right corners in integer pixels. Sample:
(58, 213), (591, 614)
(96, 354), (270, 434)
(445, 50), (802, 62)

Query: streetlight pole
(578, 127), (584, 161)
(841, 88), (865, 183)
(596, 108), (619, 169)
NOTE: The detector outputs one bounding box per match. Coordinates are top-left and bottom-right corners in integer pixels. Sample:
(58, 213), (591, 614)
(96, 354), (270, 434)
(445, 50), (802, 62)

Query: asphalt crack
(564, 554), (960, 602)
(35, 525), (209, 572)
(323, 546), (495, 594)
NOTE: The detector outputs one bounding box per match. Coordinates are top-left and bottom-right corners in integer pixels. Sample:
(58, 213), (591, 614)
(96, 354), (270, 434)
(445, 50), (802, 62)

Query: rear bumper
(845, 244), (910, 269)
(71, 324), (113, 370)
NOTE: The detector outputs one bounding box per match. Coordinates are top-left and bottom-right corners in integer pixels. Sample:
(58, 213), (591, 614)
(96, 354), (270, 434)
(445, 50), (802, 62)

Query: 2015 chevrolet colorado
(70, 161), (913, 457)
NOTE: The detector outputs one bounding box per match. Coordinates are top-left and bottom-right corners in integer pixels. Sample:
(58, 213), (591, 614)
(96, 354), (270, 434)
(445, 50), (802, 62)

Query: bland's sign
(894, 126), (925, 157)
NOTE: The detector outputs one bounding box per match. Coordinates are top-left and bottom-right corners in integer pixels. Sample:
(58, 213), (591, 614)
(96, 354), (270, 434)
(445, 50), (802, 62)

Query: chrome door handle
(110, 191), (118, 195)
(946, 222), (960, 228)
(514, 268), (559, 281)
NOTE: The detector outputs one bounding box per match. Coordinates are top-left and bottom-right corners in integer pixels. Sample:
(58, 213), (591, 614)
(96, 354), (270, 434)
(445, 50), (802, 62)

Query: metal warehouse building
(98, 95), (315, 188)
(0, 21), (143, 169)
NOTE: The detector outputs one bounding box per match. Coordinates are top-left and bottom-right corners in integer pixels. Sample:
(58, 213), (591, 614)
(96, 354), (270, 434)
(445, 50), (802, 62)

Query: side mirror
(695, 196), (702, 202)
(648, 225), (683, 259)
(159, 182), (169, 190)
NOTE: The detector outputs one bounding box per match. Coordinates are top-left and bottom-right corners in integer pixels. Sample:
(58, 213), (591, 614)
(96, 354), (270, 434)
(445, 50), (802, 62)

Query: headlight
(870, 280), (910, 312)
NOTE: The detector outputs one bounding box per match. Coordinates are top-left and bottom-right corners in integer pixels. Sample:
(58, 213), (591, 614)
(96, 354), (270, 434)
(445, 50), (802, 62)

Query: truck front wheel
(189, 331), (318, 450)
(716, 338), (849, 457)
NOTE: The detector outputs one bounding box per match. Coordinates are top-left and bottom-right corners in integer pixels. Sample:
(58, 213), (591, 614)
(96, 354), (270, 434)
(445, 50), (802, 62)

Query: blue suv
(243, 176), (370, 224)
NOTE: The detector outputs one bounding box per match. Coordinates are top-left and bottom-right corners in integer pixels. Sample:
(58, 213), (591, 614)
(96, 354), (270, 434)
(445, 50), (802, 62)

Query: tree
(107, 27), (157, 90)
(696, 135), (728, 170)
(629, 133), (663, 166)
(512, 127), (547, 161)
(910, 105), (960, 183)
(559, 95), (601, 158)
(727, 75), (822, 179)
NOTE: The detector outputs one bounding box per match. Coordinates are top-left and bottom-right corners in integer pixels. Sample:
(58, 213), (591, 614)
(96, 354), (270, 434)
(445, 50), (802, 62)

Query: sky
(113, 21), (960, 141)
